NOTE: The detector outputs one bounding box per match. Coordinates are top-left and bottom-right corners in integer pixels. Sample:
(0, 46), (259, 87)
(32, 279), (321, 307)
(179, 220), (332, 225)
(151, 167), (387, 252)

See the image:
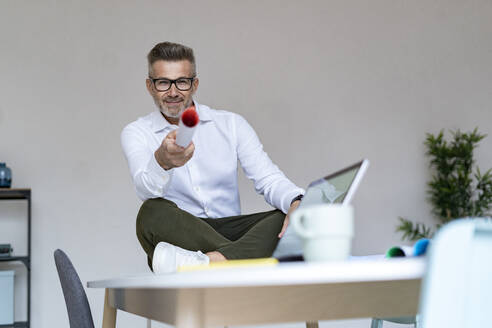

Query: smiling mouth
(165, 99), (183, 105)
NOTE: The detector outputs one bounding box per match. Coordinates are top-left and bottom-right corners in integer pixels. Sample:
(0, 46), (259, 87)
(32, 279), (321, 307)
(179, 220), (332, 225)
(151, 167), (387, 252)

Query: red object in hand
(181, 106), (199, 127)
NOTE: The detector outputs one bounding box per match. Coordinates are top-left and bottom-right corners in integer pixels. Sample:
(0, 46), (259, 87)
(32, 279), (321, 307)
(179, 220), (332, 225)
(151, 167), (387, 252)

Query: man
(121, 41), (304, 274)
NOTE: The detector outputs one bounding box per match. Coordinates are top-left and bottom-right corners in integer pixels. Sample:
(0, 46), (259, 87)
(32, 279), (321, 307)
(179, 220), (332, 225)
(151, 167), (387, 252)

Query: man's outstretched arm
(121, 125), (194, 200)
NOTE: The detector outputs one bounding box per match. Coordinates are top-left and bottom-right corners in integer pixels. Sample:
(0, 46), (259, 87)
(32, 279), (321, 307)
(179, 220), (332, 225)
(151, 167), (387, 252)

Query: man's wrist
(290, 194), (304, 206)
(154, 150), (171, 170)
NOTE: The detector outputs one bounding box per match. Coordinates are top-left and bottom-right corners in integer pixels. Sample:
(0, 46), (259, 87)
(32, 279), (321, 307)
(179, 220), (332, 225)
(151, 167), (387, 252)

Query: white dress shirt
(121, 101), (304, 218)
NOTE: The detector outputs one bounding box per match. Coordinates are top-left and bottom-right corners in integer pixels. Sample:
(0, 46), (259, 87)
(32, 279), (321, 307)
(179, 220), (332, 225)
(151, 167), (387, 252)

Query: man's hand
(278, 200), (301, 238)
(154, 129), (195, 170)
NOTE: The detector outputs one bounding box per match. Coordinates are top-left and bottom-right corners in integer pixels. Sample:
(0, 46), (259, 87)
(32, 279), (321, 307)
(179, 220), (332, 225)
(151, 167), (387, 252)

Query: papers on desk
(178, 257), (279, 272)
(178, 254), (417, 273)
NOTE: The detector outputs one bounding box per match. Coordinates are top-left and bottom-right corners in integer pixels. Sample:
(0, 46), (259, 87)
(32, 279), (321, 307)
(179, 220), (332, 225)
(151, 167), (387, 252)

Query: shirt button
(194, 186), (200, 192)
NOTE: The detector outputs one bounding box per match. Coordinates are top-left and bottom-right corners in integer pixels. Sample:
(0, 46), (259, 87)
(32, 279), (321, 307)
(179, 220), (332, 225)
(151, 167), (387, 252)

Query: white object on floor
(152, 241), (209, 274)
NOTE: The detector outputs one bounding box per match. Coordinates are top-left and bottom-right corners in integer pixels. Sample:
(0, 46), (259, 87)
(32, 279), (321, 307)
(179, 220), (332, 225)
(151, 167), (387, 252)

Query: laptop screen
(300, 162), (362, 207)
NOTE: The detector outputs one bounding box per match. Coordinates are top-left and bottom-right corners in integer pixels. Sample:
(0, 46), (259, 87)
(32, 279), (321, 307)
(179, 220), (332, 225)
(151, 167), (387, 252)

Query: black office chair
(54, 249), (95, 328)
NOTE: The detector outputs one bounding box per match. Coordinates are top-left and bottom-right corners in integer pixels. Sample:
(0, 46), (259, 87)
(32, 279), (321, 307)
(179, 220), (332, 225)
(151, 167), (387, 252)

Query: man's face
(146, 60), (199, 120)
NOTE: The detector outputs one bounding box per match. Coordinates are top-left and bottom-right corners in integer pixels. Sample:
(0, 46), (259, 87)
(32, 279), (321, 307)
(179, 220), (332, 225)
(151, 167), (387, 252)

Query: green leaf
(397, 127), (492, 241)
(396, 217), (433, 242)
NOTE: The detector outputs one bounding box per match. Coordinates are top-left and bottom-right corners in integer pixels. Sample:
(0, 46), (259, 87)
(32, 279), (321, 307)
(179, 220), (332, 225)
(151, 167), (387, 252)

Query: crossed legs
(136, 198), (285, 270)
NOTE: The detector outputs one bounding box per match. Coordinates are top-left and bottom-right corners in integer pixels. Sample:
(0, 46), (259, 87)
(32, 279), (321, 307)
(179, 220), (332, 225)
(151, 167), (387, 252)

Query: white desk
(87, 258), (425, 328)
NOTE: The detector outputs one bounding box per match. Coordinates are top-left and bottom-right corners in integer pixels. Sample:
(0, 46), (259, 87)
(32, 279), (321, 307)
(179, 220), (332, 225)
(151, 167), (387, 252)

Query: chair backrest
(54, 249), (95, 328)
(419, 218), (492, 327)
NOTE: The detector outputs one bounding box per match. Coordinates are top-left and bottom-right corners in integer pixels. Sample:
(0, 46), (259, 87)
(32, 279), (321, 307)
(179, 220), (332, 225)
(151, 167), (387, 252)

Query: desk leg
(306, 322), (319, 328)
(175, 290), (203, 328)
(103, 289), (117, 328)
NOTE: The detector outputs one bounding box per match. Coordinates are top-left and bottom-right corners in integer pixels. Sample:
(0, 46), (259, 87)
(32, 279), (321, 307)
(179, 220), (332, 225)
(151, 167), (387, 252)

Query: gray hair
(147, 41), (196, 76)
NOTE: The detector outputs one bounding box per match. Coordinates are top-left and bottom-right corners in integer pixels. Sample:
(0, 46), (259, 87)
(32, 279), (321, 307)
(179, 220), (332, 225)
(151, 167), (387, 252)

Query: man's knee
(136, 198), (175, 239)
(137, 199), (156, 234)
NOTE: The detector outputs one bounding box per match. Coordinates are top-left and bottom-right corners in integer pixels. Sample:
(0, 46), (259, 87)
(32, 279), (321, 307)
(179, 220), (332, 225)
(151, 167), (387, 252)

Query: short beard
(153, 96), (194, 120)
(160, 107), (182, 118)
(153, 99), (183, 118)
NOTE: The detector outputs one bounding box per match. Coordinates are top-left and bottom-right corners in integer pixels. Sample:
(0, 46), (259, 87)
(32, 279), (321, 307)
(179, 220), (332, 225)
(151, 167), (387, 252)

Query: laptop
(298, 159), (370, 208)
(274, 159), (370, 261)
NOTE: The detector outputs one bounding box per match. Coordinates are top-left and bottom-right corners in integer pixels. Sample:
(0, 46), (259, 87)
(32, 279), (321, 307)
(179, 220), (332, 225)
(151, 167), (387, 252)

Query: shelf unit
(0, 189), (31, 328)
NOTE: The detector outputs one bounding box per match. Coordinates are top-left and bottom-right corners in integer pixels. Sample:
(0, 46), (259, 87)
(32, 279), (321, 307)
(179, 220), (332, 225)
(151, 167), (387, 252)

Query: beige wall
(1, 1), (491, 328)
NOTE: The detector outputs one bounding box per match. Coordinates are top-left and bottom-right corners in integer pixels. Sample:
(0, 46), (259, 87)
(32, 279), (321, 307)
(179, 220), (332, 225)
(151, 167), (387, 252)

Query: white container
(0, 270), (15, 325)
(291, 204), (354, 262)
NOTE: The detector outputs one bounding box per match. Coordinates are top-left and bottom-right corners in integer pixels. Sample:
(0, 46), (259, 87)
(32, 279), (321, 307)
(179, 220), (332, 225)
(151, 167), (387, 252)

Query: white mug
(291, 204), (354, 262)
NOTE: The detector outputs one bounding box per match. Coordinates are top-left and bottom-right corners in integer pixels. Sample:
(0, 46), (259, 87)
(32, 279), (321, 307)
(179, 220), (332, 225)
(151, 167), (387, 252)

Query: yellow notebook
(177, 257), (278, 272)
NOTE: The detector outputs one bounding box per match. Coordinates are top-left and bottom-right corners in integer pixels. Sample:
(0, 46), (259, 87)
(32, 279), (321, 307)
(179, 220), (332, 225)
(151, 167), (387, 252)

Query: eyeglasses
(149, 77), (195, 91)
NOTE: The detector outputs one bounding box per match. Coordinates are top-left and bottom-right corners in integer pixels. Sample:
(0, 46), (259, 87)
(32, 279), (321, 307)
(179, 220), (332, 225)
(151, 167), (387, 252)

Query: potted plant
(397, 128), (492, 241)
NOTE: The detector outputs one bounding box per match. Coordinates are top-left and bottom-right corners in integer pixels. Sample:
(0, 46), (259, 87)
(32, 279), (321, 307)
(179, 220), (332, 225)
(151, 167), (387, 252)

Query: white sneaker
(152, 241), (210, 274)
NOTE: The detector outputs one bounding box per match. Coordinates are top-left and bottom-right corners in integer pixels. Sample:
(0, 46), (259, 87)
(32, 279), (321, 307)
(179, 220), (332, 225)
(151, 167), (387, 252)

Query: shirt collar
(151, 100), (212, 133)
(194, 101), (213, 122)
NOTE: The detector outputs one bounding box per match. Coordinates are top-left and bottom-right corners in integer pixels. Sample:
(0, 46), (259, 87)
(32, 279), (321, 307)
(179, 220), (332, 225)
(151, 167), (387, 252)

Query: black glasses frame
(149, 77), (196, 91)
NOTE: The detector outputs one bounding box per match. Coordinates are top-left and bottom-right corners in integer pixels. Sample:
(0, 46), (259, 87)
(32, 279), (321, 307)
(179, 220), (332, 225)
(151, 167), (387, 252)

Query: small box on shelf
(0, 244), (13, 258)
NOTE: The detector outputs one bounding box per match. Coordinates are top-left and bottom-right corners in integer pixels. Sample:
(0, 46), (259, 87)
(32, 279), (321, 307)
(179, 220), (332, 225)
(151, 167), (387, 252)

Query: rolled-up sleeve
(121, 125), (173, 200)
(234, 114), (304, 214)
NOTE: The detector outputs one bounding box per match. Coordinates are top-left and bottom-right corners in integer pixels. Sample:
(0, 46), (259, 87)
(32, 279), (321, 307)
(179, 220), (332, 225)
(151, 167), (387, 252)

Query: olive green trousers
(136, 198), (285, 269)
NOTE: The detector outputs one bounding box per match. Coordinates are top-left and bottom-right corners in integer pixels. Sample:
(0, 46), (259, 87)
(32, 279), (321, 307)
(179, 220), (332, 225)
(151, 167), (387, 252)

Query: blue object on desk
(413, 239), (430, 256)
